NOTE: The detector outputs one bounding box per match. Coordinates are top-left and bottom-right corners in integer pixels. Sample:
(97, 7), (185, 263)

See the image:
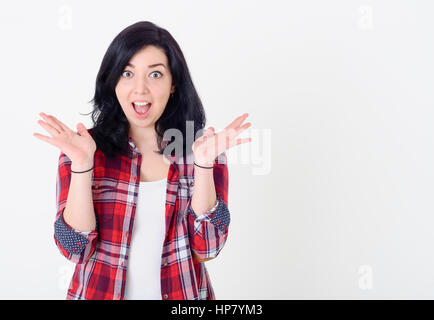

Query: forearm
(63, 160), (96, 232)
(190, 164), (217, 218)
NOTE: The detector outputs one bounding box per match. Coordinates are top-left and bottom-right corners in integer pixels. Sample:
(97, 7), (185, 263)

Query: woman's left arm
(187, 152), (230, 262)
(188, 113), (252, 262)
(190, 161), (217, 219)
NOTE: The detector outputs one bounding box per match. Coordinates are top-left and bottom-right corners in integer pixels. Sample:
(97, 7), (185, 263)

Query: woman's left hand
(192, 113), (252, 167)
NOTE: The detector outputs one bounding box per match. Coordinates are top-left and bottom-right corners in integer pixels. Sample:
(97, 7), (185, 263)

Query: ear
(171, 85), (175, 94)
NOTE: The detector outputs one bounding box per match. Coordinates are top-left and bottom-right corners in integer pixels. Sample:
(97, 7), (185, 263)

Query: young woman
(33, 21), (251, 300)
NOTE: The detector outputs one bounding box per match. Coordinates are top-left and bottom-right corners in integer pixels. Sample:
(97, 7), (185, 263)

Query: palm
(192, 113), (252, 166)
(59, 133), (96, 161)
(34, 112), (96, 163)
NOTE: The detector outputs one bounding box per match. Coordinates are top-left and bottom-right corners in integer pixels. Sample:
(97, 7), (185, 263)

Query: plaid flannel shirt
(53, 129), (230, 300)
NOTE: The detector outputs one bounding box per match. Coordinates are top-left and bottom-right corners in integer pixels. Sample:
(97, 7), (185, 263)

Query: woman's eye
(150, 71), (162, 79)
(121, 70), (162, 79)
(121, 70), (133, 78)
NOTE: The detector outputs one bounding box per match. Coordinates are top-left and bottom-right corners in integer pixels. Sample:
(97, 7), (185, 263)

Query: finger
(224, 113), (249, 131)
(221, 136), (251, 150)
(49, 114), (72, 133)
(40, 113), (64, 133)
(76, 123), (89, 136)
(206, 127), (215, 137)
(37, 119), (61, 137)
(223, 122), (251, 142)
(224, 114), (246, 131)
(42, 113), (75, 134)
(47, 115), (66, 132)
(236, 122), (251, 135)
(33, 132), (60, 148)
(215, 134), (232, 153)
(231, 137), (252, 147)
(199, 127), (213, 141)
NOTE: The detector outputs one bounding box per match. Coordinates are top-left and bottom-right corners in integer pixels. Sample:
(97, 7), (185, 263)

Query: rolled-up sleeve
(187, 152), (230, 261)
(53, 152), (98, 264)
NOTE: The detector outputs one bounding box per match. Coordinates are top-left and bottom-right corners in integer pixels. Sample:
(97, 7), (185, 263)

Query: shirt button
(163, 262), (168, 267)
(190, 181), (195, 187)
(163, 294), (169, 299)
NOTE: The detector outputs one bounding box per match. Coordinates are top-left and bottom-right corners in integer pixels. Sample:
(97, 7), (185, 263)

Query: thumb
(206, 127), (215, 137)
(76, 123), (88, 136)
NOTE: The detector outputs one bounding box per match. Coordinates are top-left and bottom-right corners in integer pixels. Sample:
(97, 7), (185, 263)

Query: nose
(133, 76), (150, 95)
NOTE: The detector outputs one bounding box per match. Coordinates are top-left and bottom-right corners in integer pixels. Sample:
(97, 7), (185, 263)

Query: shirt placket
(117, 140), (141, 300)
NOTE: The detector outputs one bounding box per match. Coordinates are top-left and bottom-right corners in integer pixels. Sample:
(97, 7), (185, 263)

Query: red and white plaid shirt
(53, 129), (230, 300)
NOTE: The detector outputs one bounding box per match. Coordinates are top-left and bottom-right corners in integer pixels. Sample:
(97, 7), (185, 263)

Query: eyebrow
(126, 62), (166, 69)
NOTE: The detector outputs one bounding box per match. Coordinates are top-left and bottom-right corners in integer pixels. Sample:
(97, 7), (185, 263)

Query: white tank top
(124, 177), (167, 300)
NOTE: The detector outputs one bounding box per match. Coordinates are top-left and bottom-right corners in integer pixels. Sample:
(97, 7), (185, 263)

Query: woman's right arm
(63, 158), (96, 232)
(34, 112), (99, 264)
(54, 152), (99, 264)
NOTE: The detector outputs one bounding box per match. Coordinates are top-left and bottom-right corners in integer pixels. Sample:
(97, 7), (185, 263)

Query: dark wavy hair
(85, 21), (206, 160)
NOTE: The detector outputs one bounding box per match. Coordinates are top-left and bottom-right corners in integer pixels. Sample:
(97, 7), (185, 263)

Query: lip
(131, 102), (152, 118)
(132, 99), (152, 103)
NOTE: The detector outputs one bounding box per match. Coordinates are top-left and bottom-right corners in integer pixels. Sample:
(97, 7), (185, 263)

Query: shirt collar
(128, 136), (138, 152)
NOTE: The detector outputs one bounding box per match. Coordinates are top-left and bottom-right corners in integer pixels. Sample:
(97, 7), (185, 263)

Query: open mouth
(131, 102), (151, 118)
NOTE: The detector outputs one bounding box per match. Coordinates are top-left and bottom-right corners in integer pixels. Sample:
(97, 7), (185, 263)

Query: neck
(129, 126), (160, 156)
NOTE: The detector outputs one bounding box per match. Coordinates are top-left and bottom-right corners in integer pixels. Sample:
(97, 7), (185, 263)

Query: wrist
(194, 163), (214, 172)
(193, 157), (214, 168)
(71, 159), (94, 172)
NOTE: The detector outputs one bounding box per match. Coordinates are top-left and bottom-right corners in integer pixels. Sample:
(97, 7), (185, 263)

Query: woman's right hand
(33, 112), (97, 170)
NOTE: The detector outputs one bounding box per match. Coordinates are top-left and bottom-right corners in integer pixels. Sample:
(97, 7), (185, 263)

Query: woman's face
(115, 45), (175, 134)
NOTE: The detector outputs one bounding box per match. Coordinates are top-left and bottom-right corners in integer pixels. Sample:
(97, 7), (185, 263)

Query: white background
(1, 0), (433, 299)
